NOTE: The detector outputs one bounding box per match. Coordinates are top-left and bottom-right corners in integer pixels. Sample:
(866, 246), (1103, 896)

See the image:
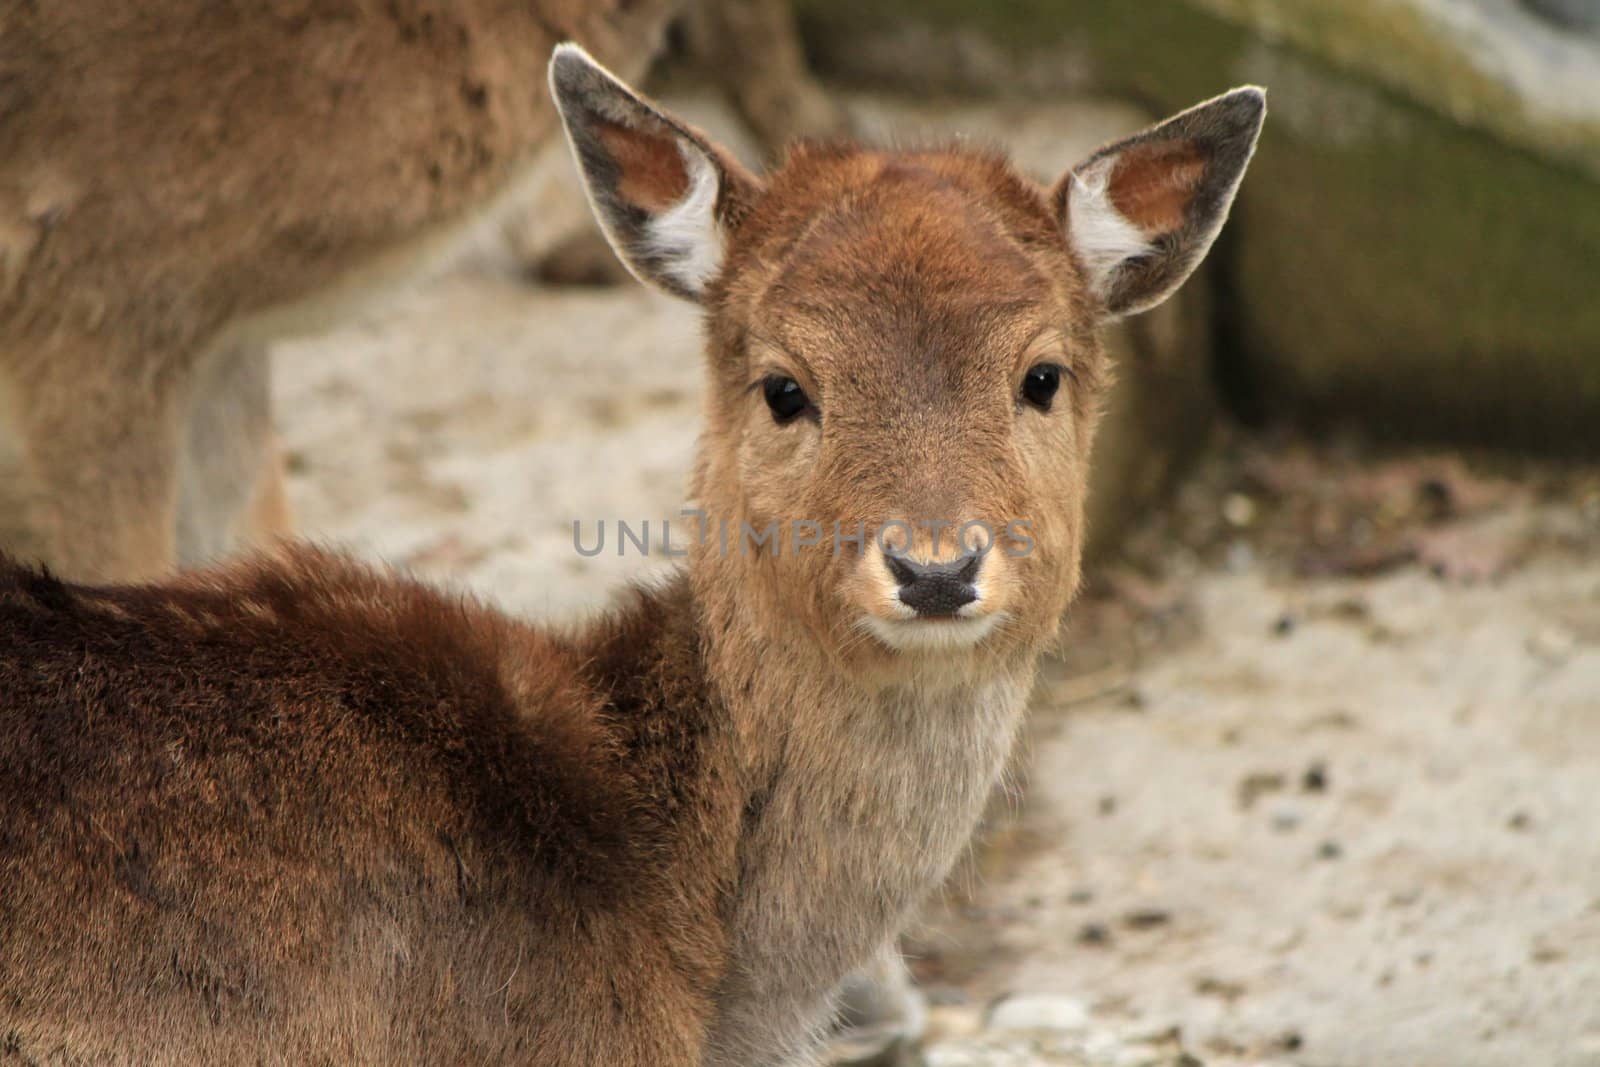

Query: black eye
(1022, 363), (1063, 411)
(762, 375), (812, 424)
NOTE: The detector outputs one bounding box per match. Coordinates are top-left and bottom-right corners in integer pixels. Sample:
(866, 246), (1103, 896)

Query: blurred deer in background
(0, 43), (1262, 1067)
(0, 0), (843, 584)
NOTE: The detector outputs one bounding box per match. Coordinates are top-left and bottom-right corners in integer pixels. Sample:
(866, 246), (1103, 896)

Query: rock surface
(792, 0), (1600, 453)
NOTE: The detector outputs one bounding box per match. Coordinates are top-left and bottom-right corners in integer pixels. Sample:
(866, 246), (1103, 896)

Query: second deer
(0, 0), (843, 583)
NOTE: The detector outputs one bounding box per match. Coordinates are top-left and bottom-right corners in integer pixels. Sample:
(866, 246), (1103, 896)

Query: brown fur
(0, 49), (1262, 1066)
(0, 551), (732, 1063)
(0, 0), (844, 584)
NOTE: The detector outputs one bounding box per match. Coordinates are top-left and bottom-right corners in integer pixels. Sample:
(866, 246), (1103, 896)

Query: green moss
(1230, 51), (1600, 446)
(800, 0), (1600, 177)
(1195, 0), (1600, 180)
(796, 0), (1600, 452)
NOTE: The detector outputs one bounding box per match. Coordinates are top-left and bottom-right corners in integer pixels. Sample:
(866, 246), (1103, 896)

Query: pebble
(924, 1003), (984, 1042)
(1223, 493), (1257, 527)
(987, 993), (1091, 1034)
(1301, 760), (1330, 792)
(896, 991), (1216, 1067)
(1077, 921), (1112, 946)
(1237, 771), (1286, 809)
(1122, 908), (1173, 931)
(1270, 804), (1303, 832)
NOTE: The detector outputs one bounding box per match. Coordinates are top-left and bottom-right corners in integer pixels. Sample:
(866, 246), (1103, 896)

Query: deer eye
(762, 375), (812, 424)
(1021, 363), (1063, 411)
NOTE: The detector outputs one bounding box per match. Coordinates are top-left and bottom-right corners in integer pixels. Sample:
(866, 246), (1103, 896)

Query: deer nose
(885, 551), (983, 617)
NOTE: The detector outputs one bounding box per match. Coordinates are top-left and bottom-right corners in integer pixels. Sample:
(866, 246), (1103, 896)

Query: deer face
(551, 45), (1263, 676)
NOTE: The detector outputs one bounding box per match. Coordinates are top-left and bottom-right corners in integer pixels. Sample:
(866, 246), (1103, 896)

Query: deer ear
(549, 43), (759, 302)
(1055, 87), (1265, 319)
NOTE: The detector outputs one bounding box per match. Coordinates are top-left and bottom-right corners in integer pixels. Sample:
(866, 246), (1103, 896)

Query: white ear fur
(643, 146), (725, 298)
(1066, 157), (1151, 303)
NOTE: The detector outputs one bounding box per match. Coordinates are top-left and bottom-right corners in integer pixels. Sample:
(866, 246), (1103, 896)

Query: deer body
(0, 46), (1262, 1066)
(0, 0), (843, 583)
(0, 0), (667, 582)
(0, 558), (732, 1063)
(0, 553), (1021, 1066)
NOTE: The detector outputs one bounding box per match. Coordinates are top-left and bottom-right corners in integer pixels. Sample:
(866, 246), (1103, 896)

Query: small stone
(1122, 908), (1172, 931)
(1318, 839), (1343, 860)
(1270, 805), (1302, 832)
(986, 992), (1091, 1034)
(1271, 612), (1296, 637)
(1077, 921), (1112, 946)
(1194, 974), (1247, 1001)
(1325, 597), (1371, 622)
(1531, 941), (1565, 964)
(924, 1003), (985, 1042)
(923, 1047), (986, 1067)
(1508, 810), (1533, 831)
(1302, 760), (1330, 793)
(1223, 493), (1257, 527)
(1067, 887), (1095, 906)
(1237, 771), (1286, 810)
(1272, 1030), (1305, 1052)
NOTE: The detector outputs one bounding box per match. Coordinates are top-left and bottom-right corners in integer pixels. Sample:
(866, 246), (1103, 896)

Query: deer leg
(243, 434), (294, 551)
(176, 339), (289, 566)
(528, 227), (633, 287)
(6, 347), (184, 583)
(683, 0), (853, 157)
(502, 140), (634, 288)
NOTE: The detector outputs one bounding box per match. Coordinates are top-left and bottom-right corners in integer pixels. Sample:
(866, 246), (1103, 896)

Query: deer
(0, 0), (843, 585)
(0, 44), (1264, 1067)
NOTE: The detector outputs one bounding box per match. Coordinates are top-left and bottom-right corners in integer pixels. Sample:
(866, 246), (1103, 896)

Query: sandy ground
(274, 94), (1600, 1067)
(913, 467), (1600, 1067)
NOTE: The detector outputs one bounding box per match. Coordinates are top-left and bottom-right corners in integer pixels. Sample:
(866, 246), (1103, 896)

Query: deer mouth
(860, 612), (1005, 653)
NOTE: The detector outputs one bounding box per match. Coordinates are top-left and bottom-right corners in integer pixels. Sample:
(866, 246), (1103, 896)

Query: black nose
(885, 551), (982, 618)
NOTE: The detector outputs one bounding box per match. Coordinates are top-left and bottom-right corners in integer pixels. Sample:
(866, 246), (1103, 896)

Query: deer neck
(690, 562), (1035, 1066)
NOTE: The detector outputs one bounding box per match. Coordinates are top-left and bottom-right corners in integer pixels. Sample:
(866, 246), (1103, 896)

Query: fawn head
(551, 45), (1262, 679)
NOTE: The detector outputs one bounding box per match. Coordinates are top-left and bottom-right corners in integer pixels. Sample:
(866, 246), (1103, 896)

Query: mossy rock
(793, 0), (1600, 453)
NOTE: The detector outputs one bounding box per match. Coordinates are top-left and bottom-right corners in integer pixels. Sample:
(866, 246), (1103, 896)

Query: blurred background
(23, 0), (1598, 1064)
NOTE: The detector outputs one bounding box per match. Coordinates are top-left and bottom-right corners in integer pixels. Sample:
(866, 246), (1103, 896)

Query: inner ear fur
(1056, 87), (1265, 318)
